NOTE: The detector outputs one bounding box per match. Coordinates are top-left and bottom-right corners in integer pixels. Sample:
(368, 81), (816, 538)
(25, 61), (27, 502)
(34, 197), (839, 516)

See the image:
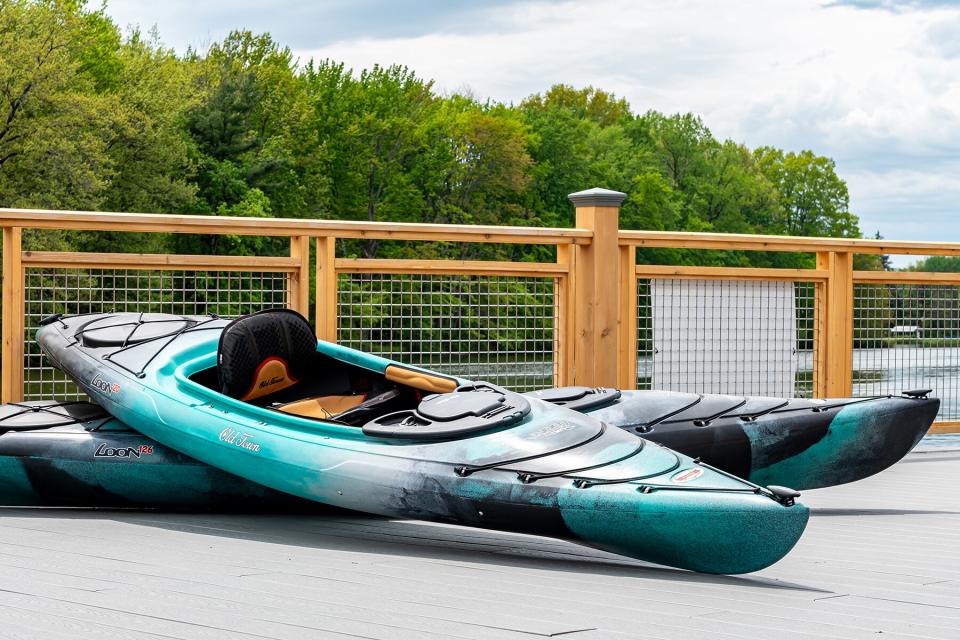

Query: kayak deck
(0, 447), (956, 638)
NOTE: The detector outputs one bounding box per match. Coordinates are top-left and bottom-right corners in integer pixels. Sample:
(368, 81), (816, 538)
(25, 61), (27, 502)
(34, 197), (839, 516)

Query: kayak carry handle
(766, 485), (802, 507)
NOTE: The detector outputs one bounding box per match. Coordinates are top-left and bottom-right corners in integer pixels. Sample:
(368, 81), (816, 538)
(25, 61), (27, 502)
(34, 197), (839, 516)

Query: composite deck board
(0, 603), (176, 640)
(0, 449), (957, 639)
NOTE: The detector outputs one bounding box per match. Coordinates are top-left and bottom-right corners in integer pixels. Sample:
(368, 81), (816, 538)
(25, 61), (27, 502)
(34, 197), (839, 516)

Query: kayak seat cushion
(274, 394), (367, 419)
(272, 389), (411, 426)
(218, 309), (318, 402)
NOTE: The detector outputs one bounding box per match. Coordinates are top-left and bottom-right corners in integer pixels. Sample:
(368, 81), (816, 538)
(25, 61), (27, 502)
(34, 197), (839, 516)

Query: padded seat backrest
(218, 309), (318, 402)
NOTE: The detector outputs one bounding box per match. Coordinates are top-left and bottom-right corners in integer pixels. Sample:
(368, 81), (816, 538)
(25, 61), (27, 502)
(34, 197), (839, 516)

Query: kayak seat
(216, 309), (422, 425)
(218, 309), (320, 403)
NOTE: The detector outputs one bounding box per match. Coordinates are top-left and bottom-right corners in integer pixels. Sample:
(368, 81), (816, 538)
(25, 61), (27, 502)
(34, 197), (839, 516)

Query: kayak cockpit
(62, 309), (533, 439)
(181, 309), (447, 426)
(184, 309), (532, 438)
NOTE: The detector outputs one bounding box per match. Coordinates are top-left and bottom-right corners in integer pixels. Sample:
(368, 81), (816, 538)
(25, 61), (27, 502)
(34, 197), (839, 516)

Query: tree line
(1, 0), (888, 270)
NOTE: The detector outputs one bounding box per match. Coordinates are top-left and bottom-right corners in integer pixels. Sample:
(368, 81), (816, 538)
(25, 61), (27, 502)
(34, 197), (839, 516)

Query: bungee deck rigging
(0, 400), (112, 433)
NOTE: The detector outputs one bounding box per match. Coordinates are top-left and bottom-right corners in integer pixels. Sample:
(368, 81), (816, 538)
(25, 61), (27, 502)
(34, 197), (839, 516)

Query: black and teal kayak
(529, 387), (940, 490)
(37, 309), (808, 574)
(0, 400), (309, 508)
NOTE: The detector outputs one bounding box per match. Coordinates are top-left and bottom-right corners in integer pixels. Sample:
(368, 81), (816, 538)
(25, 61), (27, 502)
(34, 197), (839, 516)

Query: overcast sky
(106, 0), (960, 267)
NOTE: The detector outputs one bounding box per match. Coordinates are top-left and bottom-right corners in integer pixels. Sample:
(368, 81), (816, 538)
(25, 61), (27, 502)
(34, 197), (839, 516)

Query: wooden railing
(2, 188), (959, 434)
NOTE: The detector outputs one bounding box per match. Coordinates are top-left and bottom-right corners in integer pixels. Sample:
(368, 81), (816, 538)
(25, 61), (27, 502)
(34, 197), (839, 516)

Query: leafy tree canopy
(907, 256), (960, 272)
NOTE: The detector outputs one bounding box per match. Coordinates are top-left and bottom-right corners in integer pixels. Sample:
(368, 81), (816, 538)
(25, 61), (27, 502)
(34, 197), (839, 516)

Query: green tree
(187, 31), (315, 215)
(409, 100), (535, 260)
(755, 148), (859, 238)
(415, 99), (532, 225)
(907, 255), (960, 272)
(102, 30), (198, 215)
(181, 30), (320, 254)
(634, 112), (714, 196)
(522, 84), (631, 127)
(304, 62), (435, 257)
(0, 0), (120, 210)
(521, 88), (653, 228)
(624, 112), (797, 266)
(519, 101), (594, 225)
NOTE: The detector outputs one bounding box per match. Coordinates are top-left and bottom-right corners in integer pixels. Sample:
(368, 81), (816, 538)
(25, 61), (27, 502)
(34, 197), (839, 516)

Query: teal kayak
(38, 309), (808, 574)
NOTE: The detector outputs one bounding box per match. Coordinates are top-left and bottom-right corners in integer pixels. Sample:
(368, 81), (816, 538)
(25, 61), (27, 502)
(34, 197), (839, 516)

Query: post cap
(567, 187), (627, 207)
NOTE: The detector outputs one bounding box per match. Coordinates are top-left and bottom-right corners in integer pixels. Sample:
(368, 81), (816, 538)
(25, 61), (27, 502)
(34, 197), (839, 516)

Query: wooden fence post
(288, 236), (310, 317)
(315, 237), (337, 342)
(568, 188), (626, 388)
(2, 227), (24, 402)
(555, 245), (575, 386)
(617, 244), (638, 389)
(816, 250), (854, 397)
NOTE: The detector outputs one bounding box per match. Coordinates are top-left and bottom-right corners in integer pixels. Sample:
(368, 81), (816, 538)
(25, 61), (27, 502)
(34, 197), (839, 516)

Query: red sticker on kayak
(671, 468), (704, 483)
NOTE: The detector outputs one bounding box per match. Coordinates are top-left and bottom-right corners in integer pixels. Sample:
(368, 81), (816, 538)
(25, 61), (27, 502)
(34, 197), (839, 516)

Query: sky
(105, 0), (960, 267)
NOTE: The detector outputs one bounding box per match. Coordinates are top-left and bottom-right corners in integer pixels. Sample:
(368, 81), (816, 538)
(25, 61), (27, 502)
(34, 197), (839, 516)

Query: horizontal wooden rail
(22, 251), (300, 272)
(620, 230), (960, 256)
(930, 422), (960, 435)
(853, 270), (960, 286)
(335, 258), (568, 277)
(635, 265), (830, 282)
(0, 209), (591, 245)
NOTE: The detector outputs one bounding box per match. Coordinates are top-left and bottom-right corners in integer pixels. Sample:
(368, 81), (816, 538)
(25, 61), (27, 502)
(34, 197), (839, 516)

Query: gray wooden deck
(1, 448), (958, 640)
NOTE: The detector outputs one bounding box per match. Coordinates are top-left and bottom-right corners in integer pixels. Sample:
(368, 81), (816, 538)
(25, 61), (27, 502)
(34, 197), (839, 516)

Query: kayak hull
(38, 313), (808, 574)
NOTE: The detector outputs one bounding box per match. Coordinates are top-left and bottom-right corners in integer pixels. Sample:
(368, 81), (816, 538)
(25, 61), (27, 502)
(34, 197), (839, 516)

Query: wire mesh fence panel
(337, 273), (557, 392)
(23, 268), (289, 401)
(637, 278), (817, 397)
(853, 283), (960, 420)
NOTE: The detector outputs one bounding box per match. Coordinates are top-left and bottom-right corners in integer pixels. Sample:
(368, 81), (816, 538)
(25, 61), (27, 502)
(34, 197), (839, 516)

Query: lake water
(798, 346), (960, 420)
(916, 434), (960, 449)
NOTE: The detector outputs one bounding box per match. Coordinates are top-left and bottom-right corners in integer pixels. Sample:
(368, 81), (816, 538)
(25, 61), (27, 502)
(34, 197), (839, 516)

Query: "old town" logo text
(218, 428), (262, 453)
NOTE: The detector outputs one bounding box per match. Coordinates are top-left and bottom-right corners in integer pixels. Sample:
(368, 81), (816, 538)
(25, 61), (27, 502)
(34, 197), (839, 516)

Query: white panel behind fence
(650, 279), (799, 396)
